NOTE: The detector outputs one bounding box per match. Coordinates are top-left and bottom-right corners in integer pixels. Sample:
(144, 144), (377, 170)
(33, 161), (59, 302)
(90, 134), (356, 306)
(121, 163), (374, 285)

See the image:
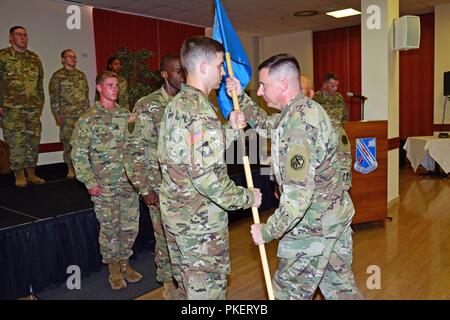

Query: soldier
(313, 72), (352, 190)
(0, 26), (45, 187)
(227, 54), (362, 300)
(49, 49), (90, 179)
(71, 71), (142, 290)
(157, 36), (262, 300)
(125, 53), (185, 299)
(107, 56), (130, 111)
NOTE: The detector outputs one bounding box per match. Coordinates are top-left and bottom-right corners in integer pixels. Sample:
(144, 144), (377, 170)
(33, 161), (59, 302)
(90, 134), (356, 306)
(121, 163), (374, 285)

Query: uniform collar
(181, 84), (208, 99)
(276, 93), (306, 126)
(159, 85), (171, 102)
(63, 67), (77, 73)
(94, 101), (120, 114)
(8, 46), (28, 57)
(319, 89), (336, 98)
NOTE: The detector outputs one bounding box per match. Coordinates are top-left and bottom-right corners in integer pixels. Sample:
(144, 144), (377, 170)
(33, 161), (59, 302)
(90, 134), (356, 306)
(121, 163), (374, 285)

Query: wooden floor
(138, 167), (450, 300)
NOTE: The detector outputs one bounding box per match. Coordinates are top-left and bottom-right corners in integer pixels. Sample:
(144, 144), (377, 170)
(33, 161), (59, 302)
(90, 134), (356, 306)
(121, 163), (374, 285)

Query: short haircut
(324, 72), (339, 83)
(180, 36), (224, 75)
(96, 71), (118, 85)
(9, 26), (26, 35)
(61, 49), (73, 58)
(160, 53), (180, 72)
(258, 53), (301, 78)
(106, 55), (121, 71)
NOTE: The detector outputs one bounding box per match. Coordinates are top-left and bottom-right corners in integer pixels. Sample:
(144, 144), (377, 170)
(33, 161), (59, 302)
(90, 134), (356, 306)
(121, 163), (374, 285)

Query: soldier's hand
(88, 185), (101, 196)
(143, 190), (159, 206)
(226, 77), (242, 97)
(250, 187), (262, 208)
(273, 184), (280, 200)
(229, 110), (246, 130)
(250, 223), (265, 245)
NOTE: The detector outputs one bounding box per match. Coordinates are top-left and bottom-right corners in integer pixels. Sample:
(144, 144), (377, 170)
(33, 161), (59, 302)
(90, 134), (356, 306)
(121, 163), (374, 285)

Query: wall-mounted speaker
(394, 15), (420, 51)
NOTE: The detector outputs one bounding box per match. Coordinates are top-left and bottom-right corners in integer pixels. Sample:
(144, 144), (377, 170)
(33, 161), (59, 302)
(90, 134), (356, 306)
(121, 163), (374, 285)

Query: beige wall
(361, 0), (400, 201)
(434, 4), (450, 125)
(259, 30), (314, 81)
(0, 0), (97, 165)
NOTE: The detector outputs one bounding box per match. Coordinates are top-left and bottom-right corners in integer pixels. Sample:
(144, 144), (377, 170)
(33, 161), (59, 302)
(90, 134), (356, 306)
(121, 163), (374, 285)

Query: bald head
(300, 75), (314, 99)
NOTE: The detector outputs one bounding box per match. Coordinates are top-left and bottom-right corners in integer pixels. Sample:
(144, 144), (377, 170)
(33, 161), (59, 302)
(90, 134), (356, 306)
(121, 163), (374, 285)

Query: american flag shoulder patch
(187, 129), (205, 145)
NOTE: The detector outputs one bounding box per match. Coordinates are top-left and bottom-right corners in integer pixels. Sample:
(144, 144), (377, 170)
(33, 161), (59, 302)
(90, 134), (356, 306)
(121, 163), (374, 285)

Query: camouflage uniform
(0, 47), (44, 170)
(49, 68), (90, 167)
(239, 92), (362, 300)
(313, 90), (352, 190)
(125, 85), (174, 284)
(71, 101), (139, 264)
(157, 84), (255, 300)
(117, 75), (130, 111)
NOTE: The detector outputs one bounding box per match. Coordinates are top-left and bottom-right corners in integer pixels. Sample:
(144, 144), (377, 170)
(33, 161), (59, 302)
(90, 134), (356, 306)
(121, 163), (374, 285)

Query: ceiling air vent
(293, 10), (319, 17)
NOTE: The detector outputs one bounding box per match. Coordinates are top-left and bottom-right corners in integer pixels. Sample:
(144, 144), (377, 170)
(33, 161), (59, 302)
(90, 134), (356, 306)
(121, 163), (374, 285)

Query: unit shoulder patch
(285, 144), (309, 182)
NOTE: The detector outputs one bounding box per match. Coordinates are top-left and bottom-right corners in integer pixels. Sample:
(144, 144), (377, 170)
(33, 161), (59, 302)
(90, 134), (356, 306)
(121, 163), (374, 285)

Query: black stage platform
(0, 162), (277, 300)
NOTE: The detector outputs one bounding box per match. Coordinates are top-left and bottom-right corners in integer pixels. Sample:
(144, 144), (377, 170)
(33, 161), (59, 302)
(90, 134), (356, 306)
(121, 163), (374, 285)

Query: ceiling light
(293, 10), (319, 17)
(326, 8), (361, 18)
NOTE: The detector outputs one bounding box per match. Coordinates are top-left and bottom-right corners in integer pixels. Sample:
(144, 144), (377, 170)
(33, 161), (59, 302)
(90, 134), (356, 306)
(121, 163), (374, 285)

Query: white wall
(361, 0), (400, 202)
(0, 0), (97, 165)
(259, 30), (314, 80)
(434, 4), (450, 125)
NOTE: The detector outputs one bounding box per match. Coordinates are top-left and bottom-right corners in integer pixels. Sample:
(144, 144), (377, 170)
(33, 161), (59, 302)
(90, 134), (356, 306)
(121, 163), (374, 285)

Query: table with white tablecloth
(403, 136), (450, 174)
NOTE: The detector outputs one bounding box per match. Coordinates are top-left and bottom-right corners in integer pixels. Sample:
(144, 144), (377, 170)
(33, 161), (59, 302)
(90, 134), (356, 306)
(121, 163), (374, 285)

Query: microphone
(347, 92), (367, 100)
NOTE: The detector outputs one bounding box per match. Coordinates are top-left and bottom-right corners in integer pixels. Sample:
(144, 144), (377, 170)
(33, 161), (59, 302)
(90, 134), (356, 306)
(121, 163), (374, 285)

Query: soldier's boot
(25, 167), (46, 185)
(162, 281), (183, 300)
(14, 169), (27, 188)
(119, 259), (143, 283)
(108, 261), (127, 290)
(67, 165), (76, 179)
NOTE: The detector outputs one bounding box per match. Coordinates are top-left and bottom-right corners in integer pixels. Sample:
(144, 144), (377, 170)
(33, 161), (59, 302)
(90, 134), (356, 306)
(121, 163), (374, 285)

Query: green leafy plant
(116, 47), (162, 109)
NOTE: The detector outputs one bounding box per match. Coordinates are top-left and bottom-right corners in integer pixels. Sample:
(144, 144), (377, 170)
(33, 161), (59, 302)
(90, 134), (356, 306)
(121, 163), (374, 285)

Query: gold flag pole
(225, 52), (275, 300)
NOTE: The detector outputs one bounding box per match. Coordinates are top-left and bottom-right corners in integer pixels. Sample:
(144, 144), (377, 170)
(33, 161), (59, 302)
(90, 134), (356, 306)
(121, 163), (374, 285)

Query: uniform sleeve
(339, 95), (349, 122)
(0, 59), (5, 107)
(37, 58), (45, 109)
(48, 73), (60, 117)
(238, 93), (279, 138)
(222, 122), (238, 149)
(261, 124), (322, 243)
(124, 106), (155, 196)
(83, 74), (90, 110)
(71, 117), (96, 189)
(187, 122), (254, 211)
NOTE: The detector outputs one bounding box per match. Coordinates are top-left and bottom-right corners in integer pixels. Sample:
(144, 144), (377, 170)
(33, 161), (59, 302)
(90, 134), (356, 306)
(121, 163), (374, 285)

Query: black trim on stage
(0, 163), (277, 300)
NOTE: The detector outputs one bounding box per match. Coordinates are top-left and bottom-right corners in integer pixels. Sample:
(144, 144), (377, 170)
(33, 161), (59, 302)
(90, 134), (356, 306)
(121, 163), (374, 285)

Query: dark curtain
(313, 26), (361, 121)
(92, 8), (204, 73)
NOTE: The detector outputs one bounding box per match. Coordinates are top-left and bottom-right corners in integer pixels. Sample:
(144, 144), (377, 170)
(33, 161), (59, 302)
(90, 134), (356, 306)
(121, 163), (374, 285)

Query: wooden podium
(343, 121), (388, 224)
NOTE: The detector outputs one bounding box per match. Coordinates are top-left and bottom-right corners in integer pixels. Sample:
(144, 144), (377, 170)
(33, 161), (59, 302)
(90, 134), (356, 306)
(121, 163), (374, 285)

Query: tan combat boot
(119, 259), (143, 283)
(25, 167), (46, 185)
(108, 261), (127, 290)
(162, 281), (183, 300)
(67, 165), (76, 179)
(14, 169), (27, 188)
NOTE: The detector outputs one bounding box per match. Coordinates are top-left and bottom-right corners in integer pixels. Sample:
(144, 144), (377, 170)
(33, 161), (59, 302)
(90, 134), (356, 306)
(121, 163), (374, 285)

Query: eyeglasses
(13, 32), (28, 38)
(64, 55), (77, 59)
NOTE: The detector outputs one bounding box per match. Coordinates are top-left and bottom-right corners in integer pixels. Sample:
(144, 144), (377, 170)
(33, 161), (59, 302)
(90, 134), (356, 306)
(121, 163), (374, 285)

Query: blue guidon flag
(212, 0), (252, 119)
(354, 137), (378, 174)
